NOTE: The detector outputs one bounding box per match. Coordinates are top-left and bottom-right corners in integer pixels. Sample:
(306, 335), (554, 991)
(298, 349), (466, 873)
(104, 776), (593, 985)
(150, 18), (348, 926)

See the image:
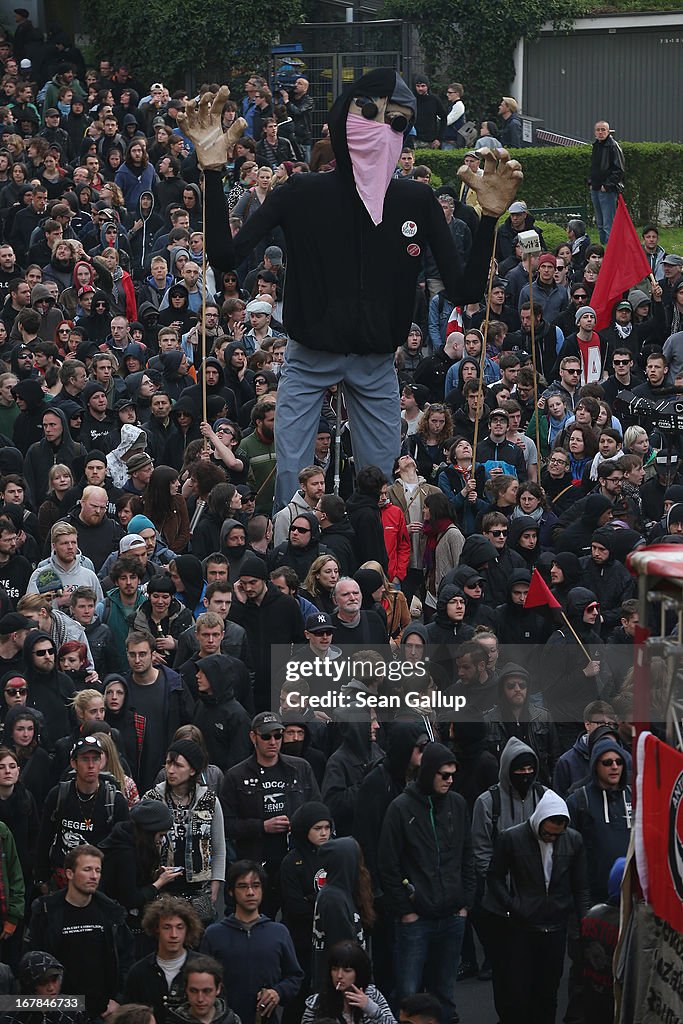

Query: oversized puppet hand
(458, 147), (523, 219)
(177, 86), (247, 170)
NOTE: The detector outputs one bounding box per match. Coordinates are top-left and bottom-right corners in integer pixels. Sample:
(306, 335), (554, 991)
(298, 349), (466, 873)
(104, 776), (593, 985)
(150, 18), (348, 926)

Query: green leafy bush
(416, 143), (683, 226)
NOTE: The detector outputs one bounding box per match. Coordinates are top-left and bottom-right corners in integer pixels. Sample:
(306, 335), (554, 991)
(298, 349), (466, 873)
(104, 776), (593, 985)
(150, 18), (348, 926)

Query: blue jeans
(274, 339), (400, 509)
(590, 188), (617, 244)
(395, 914), (466, 1024)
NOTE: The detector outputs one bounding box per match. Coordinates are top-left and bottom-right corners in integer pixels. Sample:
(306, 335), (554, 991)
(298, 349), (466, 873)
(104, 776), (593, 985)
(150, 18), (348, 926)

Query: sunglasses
(504, 681), (527, 690)
(4, 686), (27, 695)
(613, 358), (631, 366)
(312, 629), (334, 637)
(34, 648), (55, 656)
(573, 294), (588, 300)
(290, 525), (311, 534)
(437, 770), (456, 780)
(565, 368), (581, 374)
(259, 731), (283, 741)
(490, 529), (507, 537)
(599, 758), (624, 767)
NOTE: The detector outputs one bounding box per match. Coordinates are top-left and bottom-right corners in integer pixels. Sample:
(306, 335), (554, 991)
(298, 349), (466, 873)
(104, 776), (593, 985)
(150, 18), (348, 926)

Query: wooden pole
(471, 225), (499, 476)
(201, 173), (208, 447)
(560, 609), (593, 662)
(527, 261), (542, 476)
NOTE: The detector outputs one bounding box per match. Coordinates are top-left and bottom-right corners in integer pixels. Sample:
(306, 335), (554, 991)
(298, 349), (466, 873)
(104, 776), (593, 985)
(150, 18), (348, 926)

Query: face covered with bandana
(509, 752), (537, 798)
(337, 70), (416, 227)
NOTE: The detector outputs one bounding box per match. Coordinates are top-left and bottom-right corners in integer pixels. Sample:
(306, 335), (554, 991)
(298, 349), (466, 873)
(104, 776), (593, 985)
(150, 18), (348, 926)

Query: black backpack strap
(489, 784), (501, 843)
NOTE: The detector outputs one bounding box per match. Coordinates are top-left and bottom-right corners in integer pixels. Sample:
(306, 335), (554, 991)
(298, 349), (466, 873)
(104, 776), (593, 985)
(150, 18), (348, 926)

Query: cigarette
(336, 983), (342, 990)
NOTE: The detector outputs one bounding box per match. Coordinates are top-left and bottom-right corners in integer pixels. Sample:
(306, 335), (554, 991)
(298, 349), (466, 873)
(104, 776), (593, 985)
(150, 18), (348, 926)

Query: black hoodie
(544, 587), (603, 722)
(550, 551), (581, 609)
(267, 510), (330, 581)
(578, 527), (634, 636)
(191, 654), (252, 770)
(24, 404), (86, 507)
(378, 741), (475, 918)
(3, 703), (53, 807)
(11, 379), (46, 455)
(321, 715), (384, 837)
(23, 631), (75, 749)
(280, 800), (333, 953)
(353, 719), (429, 887)
(311, 837), (365, 991)
(205, 67), (496, 356)
(103, 674), (145, 782)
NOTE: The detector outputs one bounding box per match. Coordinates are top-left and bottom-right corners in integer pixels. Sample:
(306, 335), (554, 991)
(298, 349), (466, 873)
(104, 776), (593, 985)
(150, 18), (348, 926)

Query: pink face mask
(346, 113), (405, 226)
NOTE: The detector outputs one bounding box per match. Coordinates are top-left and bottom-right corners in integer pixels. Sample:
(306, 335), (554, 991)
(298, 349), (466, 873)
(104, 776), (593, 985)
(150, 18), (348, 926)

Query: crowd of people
(0, 18), (673, 1024)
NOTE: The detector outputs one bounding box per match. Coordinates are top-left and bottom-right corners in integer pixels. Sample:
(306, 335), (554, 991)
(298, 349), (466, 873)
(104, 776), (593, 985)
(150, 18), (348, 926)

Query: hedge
(416, 143), (683, 226)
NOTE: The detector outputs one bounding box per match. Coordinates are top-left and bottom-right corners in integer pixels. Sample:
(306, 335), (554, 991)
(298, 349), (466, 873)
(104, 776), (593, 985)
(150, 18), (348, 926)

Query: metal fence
(268, 50), (404, 139)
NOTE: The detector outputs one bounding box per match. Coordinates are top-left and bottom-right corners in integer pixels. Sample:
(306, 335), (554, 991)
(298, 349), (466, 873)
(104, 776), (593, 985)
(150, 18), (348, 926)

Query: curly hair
(416, 404), (454, 445)
(142, 894), (203, 946)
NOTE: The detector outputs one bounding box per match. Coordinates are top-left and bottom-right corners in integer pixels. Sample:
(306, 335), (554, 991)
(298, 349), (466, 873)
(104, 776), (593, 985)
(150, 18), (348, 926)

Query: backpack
(51, 778), (118, 827)
(488, 781), (546, 842)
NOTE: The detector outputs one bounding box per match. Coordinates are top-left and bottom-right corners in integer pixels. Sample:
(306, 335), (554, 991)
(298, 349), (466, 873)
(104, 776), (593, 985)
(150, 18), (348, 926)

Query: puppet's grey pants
(274, 339), (401, 510)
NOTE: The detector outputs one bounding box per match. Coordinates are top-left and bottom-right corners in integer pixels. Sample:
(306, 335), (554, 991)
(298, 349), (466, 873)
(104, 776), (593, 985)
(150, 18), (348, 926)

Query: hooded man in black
(544, 587), (604, 750)
(311, 837), (367, 992)
(549, 551), (582, 609)
(184, 69), (522, 510)
(446, 565), (497, 629)
(424, 584), (475, 681)
(321, 710), (384, 837)
(492, 568), (550, 673)
(191, 653), (252, 771)
(11, 380), (46, 456)
(24, 405), (86, 508)
(280, 800), (332, 988)
(484, 663), (560, 785)
(579, 528), (634, 637)
(379, 741), (474, 1024)
(267, 511), (329, 581)
(23, 630), (74, 751)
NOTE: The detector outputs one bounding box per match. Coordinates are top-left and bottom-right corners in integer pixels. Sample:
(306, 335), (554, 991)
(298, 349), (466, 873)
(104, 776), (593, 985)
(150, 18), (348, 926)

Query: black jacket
(205, 68), (495, 357)
(27, 889), (134, 1009)
(124, 949), (204, 1024)
(190, 654), (252, 771)
(485, 798), (590, 931)
(378, 743), (475, 919)
(220, 752), (320, 861)
(345, 491), (388, 572)
(589, 136), (625, 192)
(100, 818), (160, 922)
(321, 719), (384, 837)
(228, 583), (304, 707)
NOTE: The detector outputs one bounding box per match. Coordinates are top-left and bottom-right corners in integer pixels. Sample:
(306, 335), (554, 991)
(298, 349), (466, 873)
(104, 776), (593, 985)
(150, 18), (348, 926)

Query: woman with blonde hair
(97, 731), (140, 808)
(359, 559), (410, 643)
(38, 463), (74, 543)
(301, 555), (340, 614)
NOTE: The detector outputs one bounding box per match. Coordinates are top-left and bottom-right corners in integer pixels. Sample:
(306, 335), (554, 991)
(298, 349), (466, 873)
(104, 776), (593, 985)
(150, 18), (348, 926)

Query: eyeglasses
(599, 758), (624, 767)
(4, 686), (27, 695)
(549, 458), (568, 467)
(290, 525), (311, 534)
(590, 719), (618, 728)
(34, 648), (55, 656)
(437, 770), (456, 780)
(489, 529), (507, 537)
(259, 731), (283, 741)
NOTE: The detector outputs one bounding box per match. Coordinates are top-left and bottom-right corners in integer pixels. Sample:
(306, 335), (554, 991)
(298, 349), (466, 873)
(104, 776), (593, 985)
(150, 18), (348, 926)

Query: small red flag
(524, 568), (561, 610)
(591, 195), (652, 331)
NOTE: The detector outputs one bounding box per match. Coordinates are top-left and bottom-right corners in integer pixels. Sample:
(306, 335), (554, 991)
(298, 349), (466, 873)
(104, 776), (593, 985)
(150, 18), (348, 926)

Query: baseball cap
(509, 201), (528, 214)
(251, 711), (284, 735)
(305, 612), (335, 634)
(71, 735), (104, 758)
(264, 245), (283, 266)
(616, 300), (632, 312)
(119, 534), (146, 554)
(662, 254), (683, 266)
(114, 396), (136, 412)
(35, 568), (63, 595)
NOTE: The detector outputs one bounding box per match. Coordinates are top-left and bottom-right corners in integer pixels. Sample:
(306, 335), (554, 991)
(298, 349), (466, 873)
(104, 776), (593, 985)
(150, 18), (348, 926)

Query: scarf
(615, 322), (633, 339)
(423, 518), (452, 571)
(547, 409), (572, 446)
(569, 454), (590, 483)
(510, 505), (543, 525)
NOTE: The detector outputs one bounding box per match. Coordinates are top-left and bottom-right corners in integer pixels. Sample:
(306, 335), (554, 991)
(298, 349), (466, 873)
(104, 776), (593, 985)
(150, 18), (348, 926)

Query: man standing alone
(589, 121), (624, 244)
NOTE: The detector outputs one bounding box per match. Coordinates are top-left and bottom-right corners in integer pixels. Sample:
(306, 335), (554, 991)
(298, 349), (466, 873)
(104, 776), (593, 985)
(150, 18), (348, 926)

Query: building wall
(520, 13), (683, 143)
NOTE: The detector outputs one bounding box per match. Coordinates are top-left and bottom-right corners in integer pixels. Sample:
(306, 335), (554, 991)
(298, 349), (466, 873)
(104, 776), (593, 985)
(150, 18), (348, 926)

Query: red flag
(524, 568), (561, 610)
(635, 732), (683, 932)
(591, 195), (651, 330)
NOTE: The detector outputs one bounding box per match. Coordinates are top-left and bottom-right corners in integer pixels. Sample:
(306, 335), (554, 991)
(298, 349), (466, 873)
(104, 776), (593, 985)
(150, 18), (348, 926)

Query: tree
(89, 0), (308, 88)
(383, 0), (589, 121)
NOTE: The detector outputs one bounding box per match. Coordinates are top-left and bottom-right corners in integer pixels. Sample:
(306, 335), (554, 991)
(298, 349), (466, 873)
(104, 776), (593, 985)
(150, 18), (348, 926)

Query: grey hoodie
(471, 735), (546, 877)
